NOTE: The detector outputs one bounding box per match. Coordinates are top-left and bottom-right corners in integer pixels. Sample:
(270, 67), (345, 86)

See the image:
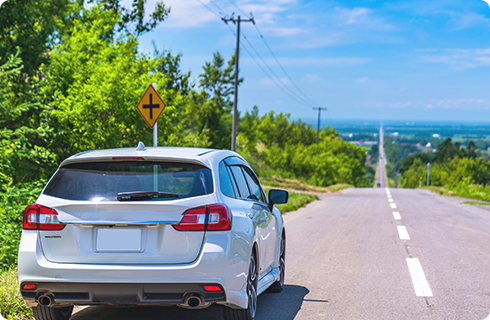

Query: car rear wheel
(268, 234), (285, 293)
(223, 253), (258, 320)
(32, 306), (73, 320)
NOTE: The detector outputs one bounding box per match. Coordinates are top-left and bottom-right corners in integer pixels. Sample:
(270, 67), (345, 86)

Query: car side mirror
(268, 189), (289, 211)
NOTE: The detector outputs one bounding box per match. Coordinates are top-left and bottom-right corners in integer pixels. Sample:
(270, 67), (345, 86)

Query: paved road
(72, 188), (490, 320)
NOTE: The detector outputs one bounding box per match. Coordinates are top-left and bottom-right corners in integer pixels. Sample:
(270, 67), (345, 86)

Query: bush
(0, 269), (33, 320)
(0, 180), (43, 270)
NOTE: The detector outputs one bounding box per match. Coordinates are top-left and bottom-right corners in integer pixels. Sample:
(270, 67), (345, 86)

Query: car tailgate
(36, 194), (216, 265)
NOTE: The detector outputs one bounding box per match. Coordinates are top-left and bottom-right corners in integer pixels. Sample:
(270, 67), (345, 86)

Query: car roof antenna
(136, 141), (146, 151)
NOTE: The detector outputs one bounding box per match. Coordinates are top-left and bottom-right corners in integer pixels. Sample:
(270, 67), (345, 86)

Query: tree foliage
(401, 138), (490, 188)
(185, 52), (240, 149)
(237, 108), (368, 187)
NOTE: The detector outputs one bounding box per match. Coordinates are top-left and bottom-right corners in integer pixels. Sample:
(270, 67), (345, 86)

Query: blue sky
(132, 0), (490, 123)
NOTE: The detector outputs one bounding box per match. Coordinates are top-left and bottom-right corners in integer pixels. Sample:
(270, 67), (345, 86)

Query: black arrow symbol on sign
(143, 94), (159, 119)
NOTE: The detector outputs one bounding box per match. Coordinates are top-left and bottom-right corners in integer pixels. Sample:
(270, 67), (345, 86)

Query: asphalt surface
(70, 187), (490, 320)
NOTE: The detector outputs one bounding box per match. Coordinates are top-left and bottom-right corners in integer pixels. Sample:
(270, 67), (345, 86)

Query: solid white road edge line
(397, 226), (410, 240)
(393, 211), (402, 220)
(406, 258), (433, 297)
(390, 203), (397, 209)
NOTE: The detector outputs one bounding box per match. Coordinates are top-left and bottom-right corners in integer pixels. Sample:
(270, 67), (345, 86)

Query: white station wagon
(18, 143), (288, 320)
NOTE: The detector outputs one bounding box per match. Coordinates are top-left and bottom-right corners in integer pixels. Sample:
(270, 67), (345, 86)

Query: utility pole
(427, 162), (431, 186)
(222, 15), (254, 151)
(313, 107), (327, 145)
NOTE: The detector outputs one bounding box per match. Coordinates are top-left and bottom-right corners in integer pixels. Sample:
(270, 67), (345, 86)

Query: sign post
(136, 83), (166, 191)
(135, 83), (166, 146)
(152, 83), (158, 147)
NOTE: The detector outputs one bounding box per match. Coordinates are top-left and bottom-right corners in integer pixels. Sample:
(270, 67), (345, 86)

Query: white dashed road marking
(406, 258), (433, 297)
(388, 198), (394, 202)
(390, 203), (397, 209)
(393, 211), (401, 220)
(397, 226), (410, 240)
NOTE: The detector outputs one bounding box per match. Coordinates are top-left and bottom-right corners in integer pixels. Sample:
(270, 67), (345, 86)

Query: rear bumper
(20, 282), (225, 307)
(18, 231), (250, 309)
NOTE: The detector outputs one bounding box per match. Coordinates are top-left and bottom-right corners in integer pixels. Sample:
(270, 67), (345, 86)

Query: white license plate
(96, 228), (142, 252)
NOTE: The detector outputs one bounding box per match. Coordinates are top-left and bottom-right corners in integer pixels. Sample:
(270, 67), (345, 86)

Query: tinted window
(44, 162), (213, 201)
(243, 168), (265, 203)
(219, 161), (236, 198)
(229, 166), (251, 199)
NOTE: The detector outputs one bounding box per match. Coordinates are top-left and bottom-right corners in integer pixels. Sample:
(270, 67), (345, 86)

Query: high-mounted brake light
(112, 157), (145, 161)
(23, 204), (65, 231)
(173, 204), (232, 232)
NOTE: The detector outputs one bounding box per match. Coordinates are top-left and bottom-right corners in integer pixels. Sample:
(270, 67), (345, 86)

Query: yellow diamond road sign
(136, 84), (167, 129)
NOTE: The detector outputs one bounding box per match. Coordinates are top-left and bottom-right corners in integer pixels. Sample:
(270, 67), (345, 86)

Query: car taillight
(23, 204), (65, 231)
(173, 204), (232, 232)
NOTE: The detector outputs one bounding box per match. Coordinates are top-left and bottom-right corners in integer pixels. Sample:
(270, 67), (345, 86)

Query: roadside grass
(0, 268), (33, 320)
(424, 185), (490, 202)
(275, 192), (319, 214)
(324, 184), (352, 193)
(263, 188), (319, 214)
(462, 201), (490, 206)
(261, 176), (351, 194)
(423, 186), (455, 197)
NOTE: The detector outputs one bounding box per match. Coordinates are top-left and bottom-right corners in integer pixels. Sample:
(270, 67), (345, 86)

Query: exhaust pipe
(38, 295), (54, 307)
(185, 294), (203, 308)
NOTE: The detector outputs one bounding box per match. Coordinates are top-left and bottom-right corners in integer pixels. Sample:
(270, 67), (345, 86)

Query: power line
(208, 0), (226, 14)
(195, 0), (222, 19)
(223, 0), (320, 108)
(239, 38), (311, 107)
(195, 0), (323, 111)
(226, 0), (248, 17)
(240, 30), (314, 106)
(252, 23), (320, 107)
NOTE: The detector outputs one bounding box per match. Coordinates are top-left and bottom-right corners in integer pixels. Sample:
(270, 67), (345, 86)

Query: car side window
(219, 161), (236, 198)
(229, 166), (251, 199)
(242, 167), (266, 203)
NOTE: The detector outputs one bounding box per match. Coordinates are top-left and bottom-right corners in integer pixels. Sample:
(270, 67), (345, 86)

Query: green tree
(41, 4), (207, 160)
(399, 153), (431, 175)
(433, 138), (462, 163)
(0, 50), (56, 184)
(94, 0), (170, 36)
(186, 52), (240, 149)
(0, 0), (71, 78)
(401, 158), (426, 188)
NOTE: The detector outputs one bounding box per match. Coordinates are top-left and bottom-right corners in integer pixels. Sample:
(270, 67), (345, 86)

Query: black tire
(267, 234), (285, 293)
(32, 306), (73, 320)
(223, 253), (258, 320)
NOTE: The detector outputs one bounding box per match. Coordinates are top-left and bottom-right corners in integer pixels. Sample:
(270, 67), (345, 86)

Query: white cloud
(333, 7), (395, 31)
(421, 48), (490, 70)
(448, 11), (490, 30)
(356, 77), (369, 83)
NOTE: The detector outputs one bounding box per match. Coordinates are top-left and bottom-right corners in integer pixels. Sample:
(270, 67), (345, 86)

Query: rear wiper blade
(117, 191), (179, 201)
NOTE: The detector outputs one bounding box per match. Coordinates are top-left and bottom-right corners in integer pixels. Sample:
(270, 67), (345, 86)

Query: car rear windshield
(43, 161), (213, 201)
